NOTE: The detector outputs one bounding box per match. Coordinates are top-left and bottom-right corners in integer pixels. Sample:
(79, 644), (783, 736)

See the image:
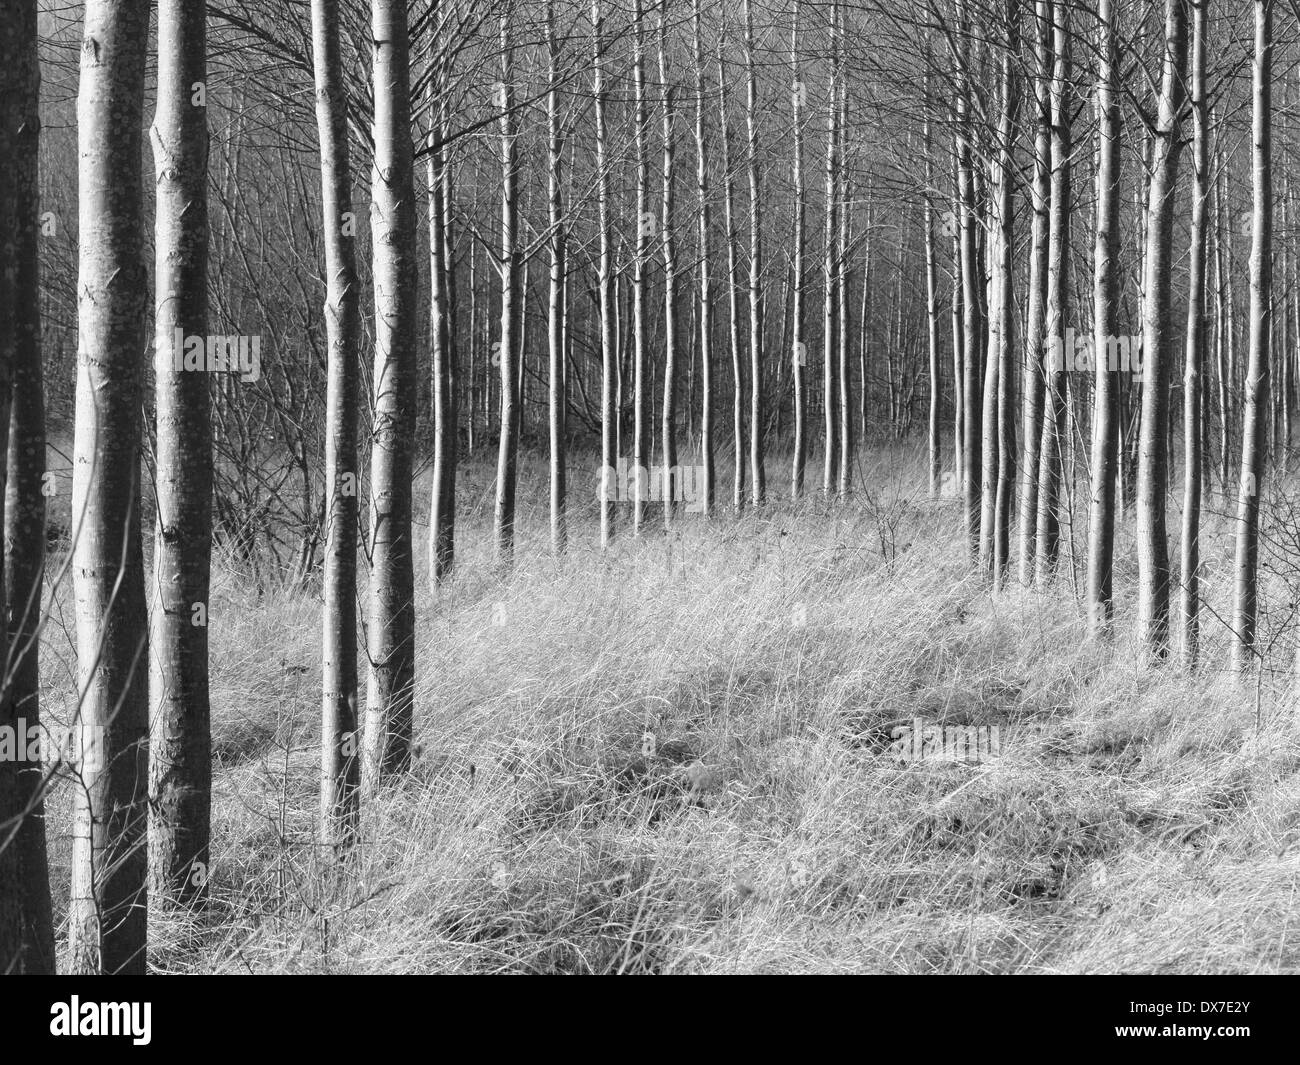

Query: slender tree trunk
(1018, 0), (1052, 583)
(0, 0), (24, 971)
(1230, 0), (1273, 675)
(69, 0), (151, 974)
(442, 139), (458, 516)
(1221, 150), (1240, 486)
(718, 36), (745, 513)
(467, 242), (478, 453)
(950, 153), (964, 492)
(429, 99), (457, 583)
(632, 0), (650, 532)
(1, 0), (55, 974)
(924, 75), (941, 500)
(693, 0), (714, 517)
(836, 19), (853, 502)
(980, 4), (1018, 579)
(494, 18), (521, 567)
(1213, 152), (1231, 492)
(823, 31), (840, 498)
(1034, 0), (1071, 585)
(861, 227), (873, 439)
(991, 2), (1019, 585)
(149, 0), (212, 907)
(1135, 0), (1190, 659)
(594, 0), (616, 547)
(1179, 0), (1209, 665)
(838, 203), (853, 500)
(312, 0), (361, 853)
(955, 0), (982, 559)
(547, 2), (567, 553)
(791, 1), (807, 500)
(660, 7), (679, 528)
(743, 0), (766, 506)
(1087, 0), (1123, 635)
(362, 0), (417, 789)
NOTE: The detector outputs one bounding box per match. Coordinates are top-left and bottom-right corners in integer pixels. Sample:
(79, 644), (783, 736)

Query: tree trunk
(0, 0), (55, 974)
(718, 36), (745, 513)
(950, 153), (963, 493)
(312, 0), (361, 852)
(69, 0), (151, 974)
(493, 18), (521, 567)
(1034, 0), (1071, 585)
(547, 2), (567, 553)
(1179, 0), (1209, 665)
(791, 1), (807, 501)
(1018, 0), (1052, 584)
(991, 1), (1019, 585)
(1135, 0), (1190, 659)
(362, 0), (418, 790)
(693, 0), (714, 517)
(955, 0), (982, 560)
(1230, 0), (1272, 675)
(836, 16), (853, 503)
(429, 99), (457, 583)
(1086, 0), (1122, 636)
(837, 194), (854, 499)
(632, 0), (650, 532)
(660, 7), (679, 529)
(744, 0), (766, 506)
(823, 33), (840, 499)
(924, 74), (941, 500)
(594, 0), (616, 546)
(0, 0), (24, 971)
(149, 0), (212, 908)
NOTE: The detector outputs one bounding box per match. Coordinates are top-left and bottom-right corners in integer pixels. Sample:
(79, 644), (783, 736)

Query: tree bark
(693, 0), (714, 517)
(69, 0), (151, 974)
(1034, 0), (1071, 585)
(718, 36), (745, 514)
(955, 0), (982, 560)
(1135, 0), (1189, 659)
(791, 2), (807, 501)
(660, 7), (679, 529)
(493, 18), (522, 567)
(548, 1), (567, 552)
(1086, 0), (1123, 636)
(149, 0), (212, 908)
(743, 0), (766, 506)
(992, 1), (1019, 585)
(632, 0), (650, 532)
(1017, 0), (1052, 584)
(362, 0), (418, 790)
(1229, 0), (1272, 675)
(924, 72), (941, 500)
(0, 0), (55, 973)
(429, 98), (457, 583)
(823, 30), (840, 499)
(836, 19), (853, 503)
(1179, 0), (1209, 665)
(594, 0), (616, 546)
(311, 0), (361, 852)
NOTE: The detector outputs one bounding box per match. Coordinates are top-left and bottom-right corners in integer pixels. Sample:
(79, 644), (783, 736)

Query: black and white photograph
(0, 0), (1297, 1032)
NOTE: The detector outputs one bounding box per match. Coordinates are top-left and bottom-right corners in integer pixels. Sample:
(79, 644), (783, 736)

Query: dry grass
(31, 445), (1300, 973)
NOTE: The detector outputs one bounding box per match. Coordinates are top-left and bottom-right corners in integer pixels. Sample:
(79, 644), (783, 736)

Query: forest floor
(33, 445), (1300, 972)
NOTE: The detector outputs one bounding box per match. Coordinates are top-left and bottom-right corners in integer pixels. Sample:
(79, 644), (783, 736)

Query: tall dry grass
(30, 444), (1300, 972)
